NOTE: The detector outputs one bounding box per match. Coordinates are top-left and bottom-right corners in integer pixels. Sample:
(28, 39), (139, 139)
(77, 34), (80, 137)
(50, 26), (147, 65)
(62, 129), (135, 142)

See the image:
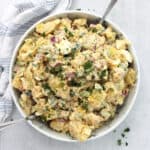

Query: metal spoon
(100, 0), (118, 24)
(0, 115), (35, 132)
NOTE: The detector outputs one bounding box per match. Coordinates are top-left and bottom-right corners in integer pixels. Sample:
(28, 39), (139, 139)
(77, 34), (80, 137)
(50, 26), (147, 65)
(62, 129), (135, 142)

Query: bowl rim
(9, 10), (140, 142)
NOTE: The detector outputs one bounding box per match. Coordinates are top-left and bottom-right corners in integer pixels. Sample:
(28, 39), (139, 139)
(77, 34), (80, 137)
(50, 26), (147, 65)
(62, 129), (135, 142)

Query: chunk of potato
(19, 93), (32, 115)
(88, 90), (106, 111)
(83, 113), (103, 128)
(69, 121), (92, 141)
(12, 76), (23, 91)
(73, 18), (87, 26)
(36, 19), (60, 35)
(50, 119), (68, 132)
(125, 68), (136, 86)
(116, 39), (130, 50)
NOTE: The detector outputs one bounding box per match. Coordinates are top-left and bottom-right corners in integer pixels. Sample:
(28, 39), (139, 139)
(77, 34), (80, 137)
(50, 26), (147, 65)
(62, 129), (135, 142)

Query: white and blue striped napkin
(0, 0), (72, 122)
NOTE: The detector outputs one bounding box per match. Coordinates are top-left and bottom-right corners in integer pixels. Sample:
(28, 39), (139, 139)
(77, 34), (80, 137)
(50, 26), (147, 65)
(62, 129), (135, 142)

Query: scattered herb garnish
(117, 139), (122, 146)
(70, 43), (80, 57)
(42, 32), (46, 37)
(40, 116), (47, 122)
(92, 28), (98, 33)
(50, 64), (62, 75)
(82, 101), (88, 111)
(124, 127), (130, 132)
(100, 69), (107, 79)
(70, 89), (75, 97)
(68, 31), (74, 37)
(67, 79), (81, 87)
(84, 60), (93, 73)
(121, 133), (125, 138)
(114, 127), (130, 147)
(64, 27), (68, 33)
(42, 83), (51, 91)
(125, 142), (128, 146)
(64, 27), (74, 37)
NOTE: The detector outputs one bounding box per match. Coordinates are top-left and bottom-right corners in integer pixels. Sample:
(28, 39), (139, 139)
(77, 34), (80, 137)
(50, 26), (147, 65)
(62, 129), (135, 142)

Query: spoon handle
(100, 0), (118, 23)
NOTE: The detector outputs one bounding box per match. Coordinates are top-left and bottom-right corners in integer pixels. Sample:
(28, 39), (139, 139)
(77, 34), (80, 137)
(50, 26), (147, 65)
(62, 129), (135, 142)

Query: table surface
(0, 0), (150, 150)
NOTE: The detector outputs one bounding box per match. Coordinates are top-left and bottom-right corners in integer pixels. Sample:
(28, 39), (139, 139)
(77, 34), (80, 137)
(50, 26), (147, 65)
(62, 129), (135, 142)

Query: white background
(0, 0), (150, 150)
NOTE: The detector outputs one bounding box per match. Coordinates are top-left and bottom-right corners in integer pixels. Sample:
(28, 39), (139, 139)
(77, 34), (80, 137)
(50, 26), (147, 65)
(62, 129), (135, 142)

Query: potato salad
(12, 18), (136, 141)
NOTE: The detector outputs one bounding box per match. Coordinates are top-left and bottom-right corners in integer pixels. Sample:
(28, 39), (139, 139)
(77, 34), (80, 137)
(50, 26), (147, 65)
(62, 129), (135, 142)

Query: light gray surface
(0, 0), (150, 149)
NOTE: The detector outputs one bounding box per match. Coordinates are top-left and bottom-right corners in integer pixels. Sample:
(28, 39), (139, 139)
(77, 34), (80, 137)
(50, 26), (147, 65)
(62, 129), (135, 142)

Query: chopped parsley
(72, 43), (80, 51)
(42, 83), (50, 90)
(125, 142), (128, 146)
(79, 99), (88, 111)
(82, 101), (88, 111)
(124, 127), (130, 132)
(92, 28), (98, 33)
(84, 60), (93, 73)
(67, 79), (81, 87)
(121, 133), (125, 138)
(41, 32), (46, 37)
(70, 43), (80, 58)
(64, 27), (74, 37)
(100, 69), (108, 79)
(40, 116), (47, 122)
(64, 27), (68, 33)
(114, 127), (130, 146)
(50, 65), (62, 75)
(70, 89), (75, 97)
(68, 31), (74, 37)
(117, 139), (122, 146)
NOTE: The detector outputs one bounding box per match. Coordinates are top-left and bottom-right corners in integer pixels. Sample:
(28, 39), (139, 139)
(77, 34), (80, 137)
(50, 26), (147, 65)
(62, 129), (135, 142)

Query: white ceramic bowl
(9, 10), (140, 142)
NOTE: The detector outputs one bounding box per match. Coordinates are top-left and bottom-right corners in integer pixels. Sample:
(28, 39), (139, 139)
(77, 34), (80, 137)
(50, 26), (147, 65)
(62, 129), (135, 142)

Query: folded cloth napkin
(0, 0), (71, 122)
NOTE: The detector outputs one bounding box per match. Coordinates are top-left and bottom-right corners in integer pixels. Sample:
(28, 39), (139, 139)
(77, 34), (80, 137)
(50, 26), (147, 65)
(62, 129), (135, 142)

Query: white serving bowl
(9, 10), (140, 142)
